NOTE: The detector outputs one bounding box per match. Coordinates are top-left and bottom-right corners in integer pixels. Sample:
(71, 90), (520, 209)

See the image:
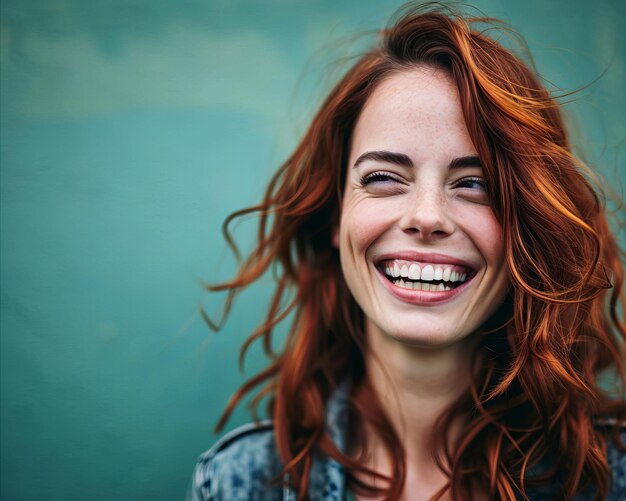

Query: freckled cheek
(482, 219), (505, 266)
(340, 203), (393, 252)
(454, 206), (505, 265)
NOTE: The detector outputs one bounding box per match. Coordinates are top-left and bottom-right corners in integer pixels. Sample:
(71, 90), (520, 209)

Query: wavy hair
(204, 3), (626, 499)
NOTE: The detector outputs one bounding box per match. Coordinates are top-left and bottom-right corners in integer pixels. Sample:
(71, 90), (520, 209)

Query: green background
(1, 0), (624, 499)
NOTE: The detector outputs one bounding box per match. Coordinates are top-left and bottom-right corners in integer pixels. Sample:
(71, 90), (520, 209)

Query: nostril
(399, 204), (454, 239)
(402, 227), (450, 239)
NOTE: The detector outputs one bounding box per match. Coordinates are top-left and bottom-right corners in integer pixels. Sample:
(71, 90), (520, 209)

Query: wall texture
(1, 0), (624, 499)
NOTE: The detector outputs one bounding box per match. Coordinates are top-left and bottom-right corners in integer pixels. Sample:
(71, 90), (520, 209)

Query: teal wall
(1, 1), (624, 499)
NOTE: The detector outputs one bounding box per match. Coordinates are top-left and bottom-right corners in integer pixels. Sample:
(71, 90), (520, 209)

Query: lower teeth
(392, 279), (452, 291)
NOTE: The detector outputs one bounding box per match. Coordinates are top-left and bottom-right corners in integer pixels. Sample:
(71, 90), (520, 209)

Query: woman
(189, 4), (625, 500)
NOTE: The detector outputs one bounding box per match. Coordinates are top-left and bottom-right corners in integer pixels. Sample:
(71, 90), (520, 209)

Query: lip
(374, 251), (476, 270)
(373, 251), (476, 305)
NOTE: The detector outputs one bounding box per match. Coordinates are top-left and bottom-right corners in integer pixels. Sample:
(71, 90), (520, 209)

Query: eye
(452, 176), (490, 204)
(454, 176), (486, 191)
(360, 171), (404, 186)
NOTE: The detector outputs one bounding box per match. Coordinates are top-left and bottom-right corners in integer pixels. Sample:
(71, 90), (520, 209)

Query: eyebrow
(353, 151), (413, 168)
(353, 150), (482, 169)
(449, 155), (482, 168)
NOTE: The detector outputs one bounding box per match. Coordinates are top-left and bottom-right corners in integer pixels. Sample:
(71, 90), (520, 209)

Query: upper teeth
(383, 261), (468, 283)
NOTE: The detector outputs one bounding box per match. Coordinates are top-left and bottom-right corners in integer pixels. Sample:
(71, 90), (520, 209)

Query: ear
(331, 225), (340, 248)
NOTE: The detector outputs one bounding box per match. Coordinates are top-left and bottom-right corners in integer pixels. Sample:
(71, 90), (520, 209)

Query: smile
(374, 257), (476, 304)
(378, 259), (472, 291)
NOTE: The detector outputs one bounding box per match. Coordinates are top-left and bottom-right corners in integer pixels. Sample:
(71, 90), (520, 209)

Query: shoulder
(573, 423), (626, 501)
(188, 420), (286, 501)
(601, 424), (626, 500)
(523, 423), (626, 500)
(187, 382), (350, 501)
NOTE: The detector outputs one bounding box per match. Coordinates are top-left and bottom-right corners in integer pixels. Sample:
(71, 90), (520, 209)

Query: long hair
(204, 4), (626, 499)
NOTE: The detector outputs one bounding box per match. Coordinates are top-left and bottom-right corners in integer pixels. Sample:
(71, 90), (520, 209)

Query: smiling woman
(189, 4), (625, 500)
(338, 67), (509, 349)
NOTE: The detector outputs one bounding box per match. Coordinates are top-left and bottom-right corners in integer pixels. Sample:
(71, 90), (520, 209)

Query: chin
(376, 320), (472, 349)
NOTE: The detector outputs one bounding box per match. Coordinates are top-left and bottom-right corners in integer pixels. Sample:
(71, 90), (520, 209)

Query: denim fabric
(606, 434), (626, 498)
(188, 381), (349, 501)
(188, 382), (626, 500)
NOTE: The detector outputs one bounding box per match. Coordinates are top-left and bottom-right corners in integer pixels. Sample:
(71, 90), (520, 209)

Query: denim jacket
(188, 382), (626, 500)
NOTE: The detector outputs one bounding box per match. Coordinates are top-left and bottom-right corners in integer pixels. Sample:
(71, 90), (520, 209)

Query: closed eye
(454, 176), (486, 190)
(361, 171), (404, 186)
(453, 176), (490, 204)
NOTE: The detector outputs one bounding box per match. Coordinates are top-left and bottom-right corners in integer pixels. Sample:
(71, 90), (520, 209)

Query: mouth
(376, 258), (476, 292)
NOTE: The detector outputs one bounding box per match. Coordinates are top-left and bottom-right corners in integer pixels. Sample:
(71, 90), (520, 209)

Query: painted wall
(1, 0), (624, 499)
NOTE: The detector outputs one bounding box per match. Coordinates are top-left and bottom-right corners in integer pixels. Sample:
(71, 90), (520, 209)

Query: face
(336, 66), (509, 348)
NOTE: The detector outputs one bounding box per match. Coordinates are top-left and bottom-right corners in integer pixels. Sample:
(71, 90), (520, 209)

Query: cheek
(339, 200), (392, 252)
(458, 206), (505, 265)
(481, 219), (505, 266)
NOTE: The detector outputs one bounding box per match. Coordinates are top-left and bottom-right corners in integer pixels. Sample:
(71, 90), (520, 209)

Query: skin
(335, 66), (509, 499)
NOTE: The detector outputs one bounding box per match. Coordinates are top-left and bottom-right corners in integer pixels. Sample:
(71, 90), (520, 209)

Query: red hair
(204, 4), (626, 500)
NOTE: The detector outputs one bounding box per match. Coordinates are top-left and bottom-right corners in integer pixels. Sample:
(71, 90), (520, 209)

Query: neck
(359, 321), (479, 465)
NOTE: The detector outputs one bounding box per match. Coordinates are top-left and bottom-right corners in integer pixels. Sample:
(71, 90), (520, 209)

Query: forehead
(367, 66), (460, 114)
(349, 66), (474, 162)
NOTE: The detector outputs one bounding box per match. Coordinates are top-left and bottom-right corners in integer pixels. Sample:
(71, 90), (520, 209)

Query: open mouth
(377, 259), (475, 292)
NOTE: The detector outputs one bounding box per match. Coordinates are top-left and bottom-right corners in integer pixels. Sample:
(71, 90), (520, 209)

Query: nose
(399, 186), (454, 241)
